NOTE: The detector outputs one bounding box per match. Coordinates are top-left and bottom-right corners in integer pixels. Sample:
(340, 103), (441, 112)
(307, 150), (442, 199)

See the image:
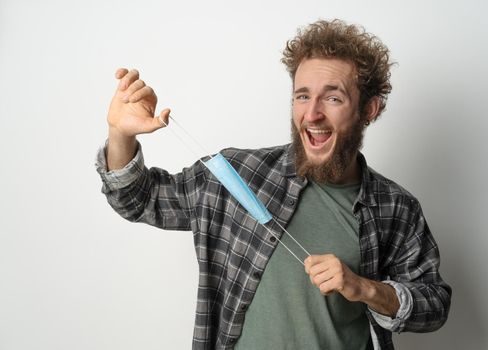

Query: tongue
(310, 132), (330, 144)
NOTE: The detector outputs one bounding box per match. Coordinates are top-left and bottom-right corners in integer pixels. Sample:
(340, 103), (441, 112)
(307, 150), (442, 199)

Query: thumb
(148, 108), (171, 133)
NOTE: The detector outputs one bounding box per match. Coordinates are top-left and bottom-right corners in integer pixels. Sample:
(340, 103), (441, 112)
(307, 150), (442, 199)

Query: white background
(0, 0), (487, 349)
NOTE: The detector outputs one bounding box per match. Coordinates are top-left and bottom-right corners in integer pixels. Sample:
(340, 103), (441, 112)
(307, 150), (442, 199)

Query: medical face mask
(204, 153), (272, 225)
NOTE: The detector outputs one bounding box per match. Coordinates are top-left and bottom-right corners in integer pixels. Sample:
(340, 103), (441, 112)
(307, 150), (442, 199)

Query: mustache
(299, 121), (334, 131)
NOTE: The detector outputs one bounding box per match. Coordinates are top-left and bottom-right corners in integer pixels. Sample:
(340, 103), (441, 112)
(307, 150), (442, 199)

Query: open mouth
(305, 128), (332, 148)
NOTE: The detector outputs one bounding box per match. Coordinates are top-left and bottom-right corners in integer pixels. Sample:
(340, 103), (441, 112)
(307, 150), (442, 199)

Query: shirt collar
(279, 143), (298, 178)
(356, 153), (378, 207)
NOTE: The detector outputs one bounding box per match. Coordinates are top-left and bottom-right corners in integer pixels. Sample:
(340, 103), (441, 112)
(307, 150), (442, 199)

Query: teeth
(307, 129), (331, 134)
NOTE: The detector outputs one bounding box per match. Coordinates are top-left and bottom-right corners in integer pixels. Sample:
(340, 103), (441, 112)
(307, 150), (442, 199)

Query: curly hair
(282, 19), (394, 118)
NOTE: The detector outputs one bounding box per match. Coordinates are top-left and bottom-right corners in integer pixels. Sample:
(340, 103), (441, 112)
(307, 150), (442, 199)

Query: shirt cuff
(368, 280), (413, 333)
(95, 140), (145, 191)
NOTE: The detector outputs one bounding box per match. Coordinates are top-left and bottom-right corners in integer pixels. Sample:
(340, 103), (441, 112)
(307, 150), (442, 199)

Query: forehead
(294, 58), (357, 90)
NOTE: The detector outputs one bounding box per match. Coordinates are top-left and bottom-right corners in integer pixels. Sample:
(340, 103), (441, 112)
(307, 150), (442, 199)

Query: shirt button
(270, 236), (277, 243)
(240, 304), (248, 311)
(287, 198), (295, 206)
(253, 271), (262, 279)
(229, 338), (236, 344)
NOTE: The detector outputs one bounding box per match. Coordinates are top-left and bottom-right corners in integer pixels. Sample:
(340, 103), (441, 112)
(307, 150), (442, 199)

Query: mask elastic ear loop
(168, 115), (214, 159)
(159, 115), (211, 168)
(271, 218), (311, 258)
(261, 225), (306, 266)
(159, 114), (311, 265)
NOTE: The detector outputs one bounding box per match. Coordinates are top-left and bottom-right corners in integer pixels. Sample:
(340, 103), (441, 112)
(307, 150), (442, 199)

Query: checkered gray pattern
(96, 143), (451, 350)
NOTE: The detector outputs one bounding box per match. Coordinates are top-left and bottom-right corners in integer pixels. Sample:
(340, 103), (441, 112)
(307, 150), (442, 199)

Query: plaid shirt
(96, 142), (451, 350)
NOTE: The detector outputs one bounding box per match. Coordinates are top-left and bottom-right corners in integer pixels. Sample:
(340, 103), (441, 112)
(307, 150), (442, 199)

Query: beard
(291, 117), (366, 183)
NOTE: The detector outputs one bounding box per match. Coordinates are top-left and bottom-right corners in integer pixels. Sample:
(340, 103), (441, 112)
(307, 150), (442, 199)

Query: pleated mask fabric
(204, 153), (273, 225)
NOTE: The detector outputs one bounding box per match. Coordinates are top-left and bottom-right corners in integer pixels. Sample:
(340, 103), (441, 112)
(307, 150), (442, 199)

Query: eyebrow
(294, 85), (350, 99)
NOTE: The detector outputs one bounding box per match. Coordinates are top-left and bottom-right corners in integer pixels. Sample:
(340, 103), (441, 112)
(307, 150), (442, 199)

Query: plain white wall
(0, 0), (486, 349)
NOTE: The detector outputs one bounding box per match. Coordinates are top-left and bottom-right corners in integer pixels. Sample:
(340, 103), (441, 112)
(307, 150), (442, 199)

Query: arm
(96, 68), (205, 230)
(96, 141), (207, 231)
(381, 202), (452, 332)
(304, 202), (451, 333)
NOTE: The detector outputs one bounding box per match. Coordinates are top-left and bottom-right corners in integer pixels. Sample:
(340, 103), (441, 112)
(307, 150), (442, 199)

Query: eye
(295, 94), (309, 101)
(326, 96), (342, 103)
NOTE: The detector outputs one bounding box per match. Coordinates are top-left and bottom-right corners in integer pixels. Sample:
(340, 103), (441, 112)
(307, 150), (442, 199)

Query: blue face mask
(204, 153), (273, 225)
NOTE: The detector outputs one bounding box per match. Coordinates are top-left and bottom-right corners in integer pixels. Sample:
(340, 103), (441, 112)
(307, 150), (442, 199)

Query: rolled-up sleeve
(95, 141), (208, 231)
(369, 280), (413, 332)
(95, 141), (145, 192)
(382, 202), (452, 333)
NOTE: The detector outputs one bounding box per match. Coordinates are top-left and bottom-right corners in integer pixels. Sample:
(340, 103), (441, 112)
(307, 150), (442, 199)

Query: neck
(329, 152), (361, 185)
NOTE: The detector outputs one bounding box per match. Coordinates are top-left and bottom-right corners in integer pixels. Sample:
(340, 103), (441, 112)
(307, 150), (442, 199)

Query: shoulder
(365, 166), (421, 212)
(368, 167), (417, 199)
(219, 144), (290, 170)
(208, 144), (292, 186)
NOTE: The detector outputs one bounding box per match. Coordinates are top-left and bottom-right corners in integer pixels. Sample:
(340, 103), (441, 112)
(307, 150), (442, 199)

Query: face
(292, 58), (367, 183)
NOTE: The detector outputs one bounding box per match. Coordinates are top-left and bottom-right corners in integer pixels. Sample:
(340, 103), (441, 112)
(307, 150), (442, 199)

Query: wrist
(109, 127), (135, 143)
(107, 128), (138, 171)
(358, 278), (399, 317)
(108, 128), (137, 153)
(359, 277), (377, 302)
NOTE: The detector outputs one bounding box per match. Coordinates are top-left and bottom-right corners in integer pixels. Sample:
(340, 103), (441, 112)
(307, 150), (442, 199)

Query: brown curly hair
(282, 19), (394, 118)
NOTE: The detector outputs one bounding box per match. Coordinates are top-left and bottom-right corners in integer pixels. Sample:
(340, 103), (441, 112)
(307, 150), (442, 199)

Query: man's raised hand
(107, 68), (170, 137)
(105, 68), (171, 170)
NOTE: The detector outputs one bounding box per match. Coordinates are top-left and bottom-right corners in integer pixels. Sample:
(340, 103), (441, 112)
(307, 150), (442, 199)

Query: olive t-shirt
(234, 181), (372, 350)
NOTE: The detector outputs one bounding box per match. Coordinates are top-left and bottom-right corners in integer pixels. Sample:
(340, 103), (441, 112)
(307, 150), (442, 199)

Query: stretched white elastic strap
(261, 224), (305, 266)
(272, 217), (311, 257)
(159, 115), (212, 164)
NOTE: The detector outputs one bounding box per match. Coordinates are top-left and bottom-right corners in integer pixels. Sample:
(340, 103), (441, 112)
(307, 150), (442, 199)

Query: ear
(363, 96), (381, 124)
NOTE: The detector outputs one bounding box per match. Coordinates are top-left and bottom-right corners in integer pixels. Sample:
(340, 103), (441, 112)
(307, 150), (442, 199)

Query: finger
(309, 261), (332, 278)
(127, 84), (154, 103)
(146, 108), (171, 132)
(148, 108), (171, 131)
(157, 108), (171, 127)
(306, 254), (332, 267)
(121, 80), (146, 102)
(304, 258), (311, 273)
(305, 255), (323, 272)
(118, 69), (140, 91)
(319, 278), (338, 296)
(306, 259), (325, 275)
(115, 68), (129, 79)
(311, 269), (335, 286)
(137, 108), (171, 135)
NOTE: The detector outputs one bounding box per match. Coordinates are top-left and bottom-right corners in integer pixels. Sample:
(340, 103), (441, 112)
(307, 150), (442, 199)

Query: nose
(304, 97), (325, 124)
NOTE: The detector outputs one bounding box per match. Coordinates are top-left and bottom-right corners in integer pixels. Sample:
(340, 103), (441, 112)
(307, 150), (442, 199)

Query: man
(96, 19), (451, 349)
